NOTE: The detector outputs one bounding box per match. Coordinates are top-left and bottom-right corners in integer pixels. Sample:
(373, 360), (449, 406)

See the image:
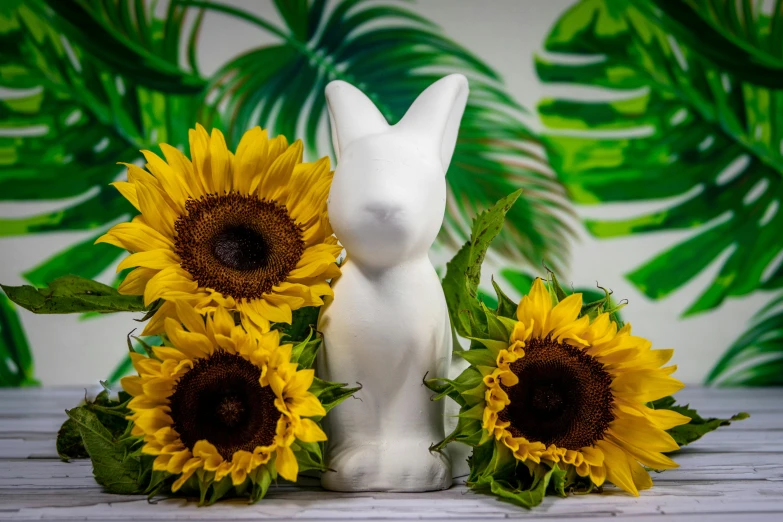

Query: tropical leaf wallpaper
(0, 0), (780, 386)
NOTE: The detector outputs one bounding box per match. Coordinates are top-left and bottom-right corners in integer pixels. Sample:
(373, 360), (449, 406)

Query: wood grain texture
(0, 386), (781, 520)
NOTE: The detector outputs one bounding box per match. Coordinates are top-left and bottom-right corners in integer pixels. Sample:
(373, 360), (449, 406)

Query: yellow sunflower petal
(173, 300), (208, 336)
(286, 368), (315, 397)
(275, 445), (299, 482)
(608, 417), (680, 454)
(287, 393), (326, 418)
(134, 409), (174, 435)
(121, 375), (144, 396)
(547, 293), (582, 335)
(141, 300), (178, 336)
(589, 464), (607, 487)
(255, 297), (293, 324)
(210, 305), (235, 338)
(294, 418), (327, 442)
(252, 139), (302, 199)
(189, 124), (212, 191)
(97, 222), (173, 252)
(628, 454), (654, 491)
(209, 128), (231, 193)
(116, 249), (179, 273)
(516, 278), (551, 338)
(193, 440), (223, 471)
(133, 175), (177, 238)
(234, 127), (268, 194)
(141, 150), (187, 211)
(597, 440), (639, 496)
(165, 318), (214, 356)
(286, 157), (331, 223)
(118, 267), (157, 296)
(171, 466), (197, 492)
(111, 181), (140, 211)
(611, 369), (685, 403)
(143, 266), (199, 306)
(159, 142), (202, 198)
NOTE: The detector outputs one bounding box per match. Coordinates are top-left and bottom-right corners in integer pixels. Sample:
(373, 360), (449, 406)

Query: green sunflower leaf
(56, 418), (88, 460)
(443, 189), (523, 338)
(65, 406), (144, 495)
(0, 292), (37, 387)
(279, 306), (320, 344)
(651, 396), (749, 448)
(1, 275), (147, 315)
(470, 456), (564, 509)
(56, 387), (132, 462)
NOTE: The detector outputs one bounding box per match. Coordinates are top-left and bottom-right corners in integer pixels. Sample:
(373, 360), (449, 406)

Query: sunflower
(120, 301), (328, 493)
(97, 124), (341, 336)
(456, 278), (691, 496)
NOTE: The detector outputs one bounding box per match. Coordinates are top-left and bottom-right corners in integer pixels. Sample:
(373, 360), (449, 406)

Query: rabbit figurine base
(318, 74), (469, 492)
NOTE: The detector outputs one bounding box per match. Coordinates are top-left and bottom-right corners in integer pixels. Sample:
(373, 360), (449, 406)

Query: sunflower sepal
(490, 276), (517, 319)
(289, 331), (322, 371)
(291, 440), (329, 473)
(458, 402), (486, 421)
(482, 302), (514, 342)
(456, 347), (496, 367)
(249, 466), (274, 504)
(276, 306), (321, 345)
(466, 336), (508, 357)
(432, 417), (485, 452)
(424, 366), (482, 404)
(307, 377), (361, 417)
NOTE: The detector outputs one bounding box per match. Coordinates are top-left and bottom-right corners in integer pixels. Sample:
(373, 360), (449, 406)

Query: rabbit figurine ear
(325, 81), (390, 160)
(397, 74), (469, 172)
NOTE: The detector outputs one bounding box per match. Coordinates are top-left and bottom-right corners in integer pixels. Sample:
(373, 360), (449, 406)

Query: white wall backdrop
(0, 0), (774, 385)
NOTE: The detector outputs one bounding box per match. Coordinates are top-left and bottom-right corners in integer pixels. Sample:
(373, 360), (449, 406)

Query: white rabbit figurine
(317, 74), (469, 492)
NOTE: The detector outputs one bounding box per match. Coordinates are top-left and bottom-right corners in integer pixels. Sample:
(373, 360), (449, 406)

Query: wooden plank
(0, 386), (781, 520)
(3, 452), (782, 485)
(1, 481), (782, 519)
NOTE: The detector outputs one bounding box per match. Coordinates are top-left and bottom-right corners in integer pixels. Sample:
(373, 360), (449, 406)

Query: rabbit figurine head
(325, 74), (469, 268)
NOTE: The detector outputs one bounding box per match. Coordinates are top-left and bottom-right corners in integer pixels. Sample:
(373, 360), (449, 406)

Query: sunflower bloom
(121, 301), (327, 492)
(97, 125), (341, 336)
(477, 278), (690, 496)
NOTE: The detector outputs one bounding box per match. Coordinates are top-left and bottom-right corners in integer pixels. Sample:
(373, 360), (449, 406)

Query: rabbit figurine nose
(365, 202), (403, 221)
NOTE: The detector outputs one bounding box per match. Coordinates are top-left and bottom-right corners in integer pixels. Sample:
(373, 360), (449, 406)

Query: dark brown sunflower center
(175, 192), (304, 300)
(498, 337), (614, 450)
(169, 350), (280, 459)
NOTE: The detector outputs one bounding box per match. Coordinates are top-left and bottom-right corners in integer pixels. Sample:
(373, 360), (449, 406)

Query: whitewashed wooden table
(0, 386), (781, 521)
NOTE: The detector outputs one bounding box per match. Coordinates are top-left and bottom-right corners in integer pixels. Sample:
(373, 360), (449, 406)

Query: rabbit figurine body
(318, 75), (469, 492)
